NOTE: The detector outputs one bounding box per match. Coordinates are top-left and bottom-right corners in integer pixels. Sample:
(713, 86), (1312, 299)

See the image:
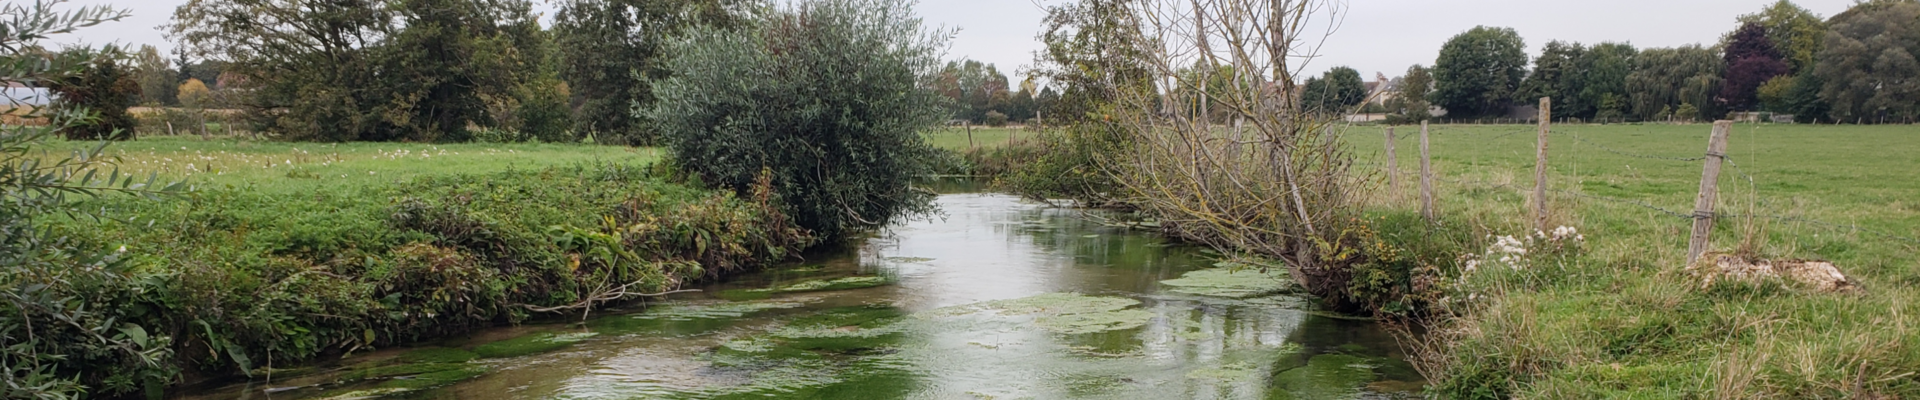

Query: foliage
(1625, 45), (1723, 121)
(45, 46), (139, 141)
(1813, 0), (1920, 123)
(1518, 41), (1586, 117)
(1001, 0), (1152, 206)
(1721, 22), (1791, 112)
(131, 45), (174, 106)
(175, 79), (208, 108)
(1384, 64), (1433, 124)
(1783, 70), (1830, 122)
(934, 59), (1013, 124)
(1736, 0), (1826, 75)
(1755, 74), (1795, 113)
(1301, 66), (1366, 115)
(0, 2), (192, 398)
(553, 0), (752, 146)
(170, 0), (556, 142)
(648, 0), (948, 243)
(1576, 43), (1636, 121)
(1431, 26), (1529, 118)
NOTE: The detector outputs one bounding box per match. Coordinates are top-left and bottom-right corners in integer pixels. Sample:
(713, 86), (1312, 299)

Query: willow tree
(1081, 0), (1384, 308)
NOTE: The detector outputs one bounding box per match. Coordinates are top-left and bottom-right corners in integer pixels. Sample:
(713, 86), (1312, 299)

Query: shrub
(47, 47), (141, 141)
(648, 0), (950, 242)
(984, 111), (1009, 127)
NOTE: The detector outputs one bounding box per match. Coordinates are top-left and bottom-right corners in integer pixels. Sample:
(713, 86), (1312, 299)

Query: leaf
(119, 323), (149, 347)
(226, 342), (253, 375)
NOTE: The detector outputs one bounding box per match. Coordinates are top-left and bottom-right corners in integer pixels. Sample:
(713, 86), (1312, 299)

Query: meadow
(1346, 122), (1920, 398)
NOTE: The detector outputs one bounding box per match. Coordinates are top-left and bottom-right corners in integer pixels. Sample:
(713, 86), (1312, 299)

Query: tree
(1431, 26), (1529, 118)
(1519, 41), (1586, 117)
(171, 0), (552, 142)
(1783, 70), (1829, 122)
(132, 45), (175, 105)
(46, 46), (140, 140)
(1386, 64), (1433, 124)
(1755, 75), (1795, 113)
(1737, 0), (1826, 75)
(1814, 1), (1920, 123)
(649, 0), (948, 243)
(554, 0), (750, 145)
(1577, 43), (1636, 121)
(1721, 22), (1791, 111)
(1301, 66), (1365, 114)
(1626, 45), (1723, 121)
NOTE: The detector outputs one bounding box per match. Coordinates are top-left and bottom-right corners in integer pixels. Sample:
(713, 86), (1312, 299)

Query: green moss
(1159, 268), (1293, 298)
(470, 331), (597, 359)
(715, 289), (773, 301)
(590, 301), (803, 336)
(773, 305), (909, 353)
(393, 347), (478, 364)
(340, 362), (476, 381)
(1267, 354), (1376, 400)
(1187, 361), (1261, 381)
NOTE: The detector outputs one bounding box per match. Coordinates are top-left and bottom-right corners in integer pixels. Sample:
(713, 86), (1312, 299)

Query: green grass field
(1345, 123), (1920, 398)
(923, 126), (1033, 150)
(44, 135), (661, 190)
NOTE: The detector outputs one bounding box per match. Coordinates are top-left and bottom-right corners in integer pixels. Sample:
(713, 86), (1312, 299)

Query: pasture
(1348, 122), (1920, 397)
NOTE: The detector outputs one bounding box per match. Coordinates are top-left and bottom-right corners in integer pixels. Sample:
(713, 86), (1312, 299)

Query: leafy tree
(1626, 45), (1723, 121)
(1576, 43), (1636, 120)
(132, 45), (175, 106)
(46, 46), (140, 140)
(1783, 70), (1830, 122)
(1519, 41), (1586, 116)
(1301, 66), (1365, 114)
(1756, 75), (1795, 112)
(1431, 26), (1528, 118)
(171, 0), (551, 142)
(1737, 0), (1826, 75)
(1721, 22), (1791, 111)
(1385, 64), (1433, 124)
(554, 0), (751, 145)
(1814, 0), (1920, 123)
(649, 0), (948, 243)
(935, 60), (1012, 123)
(177, 78), (210, 107)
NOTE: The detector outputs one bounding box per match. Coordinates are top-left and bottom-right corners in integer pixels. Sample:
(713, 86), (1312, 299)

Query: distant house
(1363, 72), (1400, 106)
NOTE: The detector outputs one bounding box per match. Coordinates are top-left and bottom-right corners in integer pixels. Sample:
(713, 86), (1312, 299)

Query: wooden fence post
(1384, 127), (1398, 196)
(966, 122), (975, 149)
(1687, 121), (1734, 265)
(1420, 120), (1435, 222)
(1533, 97), (1552, 232)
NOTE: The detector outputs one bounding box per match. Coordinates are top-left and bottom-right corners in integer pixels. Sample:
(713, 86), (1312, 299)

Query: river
(180, 184), (1422, 399)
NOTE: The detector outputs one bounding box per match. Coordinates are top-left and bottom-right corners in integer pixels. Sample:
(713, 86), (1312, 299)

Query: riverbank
(17, 137), (811, 396)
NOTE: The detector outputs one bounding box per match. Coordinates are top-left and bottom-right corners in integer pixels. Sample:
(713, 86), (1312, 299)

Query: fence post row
(1420, 120), (1435, 223)
(1687, 121), (1734, 265)
(1533, 97), (1552, 232)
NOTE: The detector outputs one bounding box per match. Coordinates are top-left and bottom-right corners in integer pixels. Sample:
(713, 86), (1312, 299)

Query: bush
(47, 47), (141, 141)
(648, 0), (950, 243)
(984, 111), (1009, 127)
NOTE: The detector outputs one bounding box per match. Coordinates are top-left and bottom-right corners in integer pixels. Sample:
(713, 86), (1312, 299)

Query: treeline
(934, 60), (1056, 126)
(1396, 0), (1919, 124)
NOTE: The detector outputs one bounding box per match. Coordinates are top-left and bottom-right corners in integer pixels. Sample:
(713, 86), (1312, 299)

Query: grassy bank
(18, 136), (808, 395)
(1347, 123), (1919, 398)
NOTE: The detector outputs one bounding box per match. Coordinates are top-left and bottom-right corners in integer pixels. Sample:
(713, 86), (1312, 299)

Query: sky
(64, 0), (1854, 84)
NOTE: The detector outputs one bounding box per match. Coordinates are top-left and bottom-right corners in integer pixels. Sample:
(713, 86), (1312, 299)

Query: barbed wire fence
(1354, 109), (1920, 257)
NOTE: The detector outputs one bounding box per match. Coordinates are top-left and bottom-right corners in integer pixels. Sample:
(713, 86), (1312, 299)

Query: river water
(181, 185), (1422, 399)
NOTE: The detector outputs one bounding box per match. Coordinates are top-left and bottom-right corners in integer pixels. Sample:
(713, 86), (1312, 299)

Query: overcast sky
(64, 0), (1853, 83)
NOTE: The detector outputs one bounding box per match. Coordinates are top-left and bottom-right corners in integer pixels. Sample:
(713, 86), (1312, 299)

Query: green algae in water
(932, 293), (1156, 335)
(392, 347), (478, 364)
(716, 276), (892, 301)
(883, 256), (935, 263)
(375, 364), (488, 390)
(589, 300), (803, 335)
(312, 388), (412, 400)
(471, 331), (597, 358)
(1267, 354), (1376, 400)
(1159, 268), (1294, 298)
(773, 305), (909, 353)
